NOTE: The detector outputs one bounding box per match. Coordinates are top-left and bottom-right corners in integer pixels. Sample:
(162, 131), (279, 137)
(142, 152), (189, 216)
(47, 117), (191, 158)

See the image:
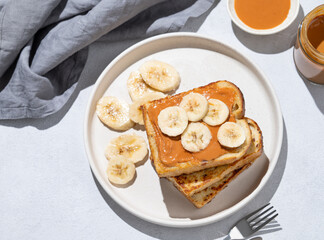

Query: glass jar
(293, 5), (324, 84)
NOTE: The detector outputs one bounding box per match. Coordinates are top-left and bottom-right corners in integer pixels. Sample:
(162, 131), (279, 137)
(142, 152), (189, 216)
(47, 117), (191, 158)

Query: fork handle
(223, 236), (243, 240)
(224, 237), (262, 240)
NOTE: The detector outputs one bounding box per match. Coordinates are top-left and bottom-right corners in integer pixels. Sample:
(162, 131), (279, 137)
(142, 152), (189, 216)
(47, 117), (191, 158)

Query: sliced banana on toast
(105, 134), (148, 164)
(217, 122), (246, 148)
(179, 93), (208, 122)
(203, 99), (229, 126)
(139, 60), (180, 92)
(158, 106), (188, 137)
(181, 122), (212, 152)
(106, 156), (136, 185)
(96, 96), (134, 131)
(127, 71), (159, 101)
(129, 92), (166, 125)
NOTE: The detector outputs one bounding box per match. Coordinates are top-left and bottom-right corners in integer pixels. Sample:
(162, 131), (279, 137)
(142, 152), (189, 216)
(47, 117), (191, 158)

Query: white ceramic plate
(227, 0), (300, 35)
(84, 33), (283, 228)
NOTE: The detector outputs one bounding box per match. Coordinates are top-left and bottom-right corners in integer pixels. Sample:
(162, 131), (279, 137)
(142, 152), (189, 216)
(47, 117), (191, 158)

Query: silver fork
(225, 203), (278, 240)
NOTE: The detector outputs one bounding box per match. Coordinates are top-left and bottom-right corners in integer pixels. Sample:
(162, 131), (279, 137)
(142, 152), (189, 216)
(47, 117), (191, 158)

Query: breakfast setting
(0, 0), (323, 240)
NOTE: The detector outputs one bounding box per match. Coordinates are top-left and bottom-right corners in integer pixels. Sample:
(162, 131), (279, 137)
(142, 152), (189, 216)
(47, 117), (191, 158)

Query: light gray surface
(1, 0), (323, 239)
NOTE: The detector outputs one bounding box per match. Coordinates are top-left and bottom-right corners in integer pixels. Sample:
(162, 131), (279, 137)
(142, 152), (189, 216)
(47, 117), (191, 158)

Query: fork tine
(250, 210), (277, 228)
(248, 206), (274, 223)
(244, 203), (270, 220)
(252, 213), (279, 232)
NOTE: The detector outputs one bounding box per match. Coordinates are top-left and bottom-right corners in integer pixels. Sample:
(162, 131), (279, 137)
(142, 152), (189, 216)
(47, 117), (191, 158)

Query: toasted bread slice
(167, 118), (263, 196)
(142, 81), (252, 177)
(188, 162), (253, 208)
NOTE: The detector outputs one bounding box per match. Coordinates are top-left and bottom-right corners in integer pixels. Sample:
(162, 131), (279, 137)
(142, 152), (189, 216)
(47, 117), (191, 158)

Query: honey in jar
(293, 5), (324, 84)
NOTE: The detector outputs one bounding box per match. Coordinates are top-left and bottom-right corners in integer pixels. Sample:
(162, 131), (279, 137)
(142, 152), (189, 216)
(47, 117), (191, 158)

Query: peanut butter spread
(147, 86), (237, 167)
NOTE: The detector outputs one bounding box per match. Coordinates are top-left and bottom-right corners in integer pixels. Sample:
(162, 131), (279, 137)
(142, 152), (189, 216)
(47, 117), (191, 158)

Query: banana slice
(217, 122), (246, 148)
(96, 96), (134, 131)
(158, 106), (188, 137)
(203, 99), (229, 126)
(105, 134), (148, 164)
(127, 71), (158, 101)
(106, 156), (136, 185)
(139, 60), (180, 92)
(179, 93), (208, 122)
(181, 122), (212, 152)
(129, 92), (166, 125)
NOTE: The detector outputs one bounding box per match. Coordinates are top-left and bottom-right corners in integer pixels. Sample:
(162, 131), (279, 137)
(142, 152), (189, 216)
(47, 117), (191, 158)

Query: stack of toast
(142, 81), (263, 208)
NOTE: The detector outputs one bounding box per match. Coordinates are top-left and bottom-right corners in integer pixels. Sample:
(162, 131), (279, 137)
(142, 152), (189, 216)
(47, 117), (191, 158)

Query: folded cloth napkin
(0, 0), (214, 119)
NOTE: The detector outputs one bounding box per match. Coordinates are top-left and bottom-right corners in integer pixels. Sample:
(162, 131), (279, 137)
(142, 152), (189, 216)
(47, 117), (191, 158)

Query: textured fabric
(0, 0), (214, 119)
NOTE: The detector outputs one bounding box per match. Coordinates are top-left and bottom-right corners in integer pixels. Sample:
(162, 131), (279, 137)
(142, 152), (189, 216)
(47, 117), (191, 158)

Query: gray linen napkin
(0, 0), (214, 119)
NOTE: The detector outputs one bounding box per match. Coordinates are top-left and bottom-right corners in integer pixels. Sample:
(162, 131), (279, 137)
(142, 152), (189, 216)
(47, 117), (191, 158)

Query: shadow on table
(248, 219), (282, 239)
(180, 0), (220, 33)
(94, 120), (288, 240)
(232, 6), (305, 54)
(297, 70), (324, 115)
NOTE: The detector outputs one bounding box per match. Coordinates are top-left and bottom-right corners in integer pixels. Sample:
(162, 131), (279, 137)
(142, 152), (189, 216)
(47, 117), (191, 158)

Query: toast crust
(167, 118), (263, 196)
(143, 81), (251, 177)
